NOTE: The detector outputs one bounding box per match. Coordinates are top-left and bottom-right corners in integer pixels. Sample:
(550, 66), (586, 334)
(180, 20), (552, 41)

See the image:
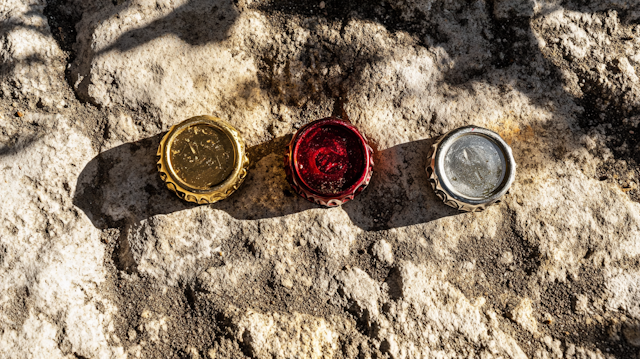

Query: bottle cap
(285, 117), (374, 207)
(426, 126), (516, 212)
(157, 115), (249, 204)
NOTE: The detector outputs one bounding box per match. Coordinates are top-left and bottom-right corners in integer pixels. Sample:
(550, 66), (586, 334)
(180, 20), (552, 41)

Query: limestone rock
(372, 239), (394, 265)
(2, 0), (640, 358)
(606, 270), (640, 320)
(0, 0), (68, 105)
(507, 298), (538, 335)
(335, 267), (381, 319)
(233, 310), (346, 359)
(0, 114), (122, 358)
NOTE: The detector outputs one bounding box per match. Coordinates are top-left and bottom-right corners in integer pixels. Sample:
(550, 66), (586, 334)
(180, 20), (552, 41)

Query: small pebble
(11, 102), (17, 107)
(319, 1), (325, 9)
(630, 130), (635, 134)
(16, 111), (24, 117)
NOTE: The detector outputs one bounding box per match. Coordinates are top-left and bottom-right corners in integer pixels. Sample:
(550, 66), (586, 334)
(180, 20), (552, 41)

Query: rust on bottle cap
(285, 117), (373, 207)
(157, 115), (249, 204)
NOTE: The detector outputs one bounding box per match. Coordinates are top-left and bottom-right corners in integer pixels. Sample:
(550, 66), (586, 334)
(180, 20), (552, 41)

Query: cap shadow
(73, 133), (197, 230)
(213, 136), (461, 230)
(342, 137), (459, 231)
(73, 134), (459, 232)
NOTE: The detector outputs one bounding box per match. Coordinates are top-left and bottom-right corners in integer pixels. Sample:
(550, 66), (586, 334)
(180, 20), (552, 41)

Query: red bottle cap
(285, 117), (373, 207)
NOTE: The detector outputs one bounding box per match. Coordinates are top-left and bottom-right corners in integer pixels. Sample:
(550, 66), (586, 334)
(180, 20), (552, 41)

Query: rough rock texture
(2, 0), (640, 358)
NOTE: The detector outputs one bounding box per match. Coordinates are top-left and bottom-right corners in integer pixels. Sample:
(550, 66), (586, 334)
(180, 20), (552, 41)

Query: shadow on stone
(254, 0), (640, 202)
(73, 133), (458, 231)
(342, 137), (459, 231)
(215, 135), (459, 230)
(94, 0), (239, 56)
(61, 0), (240, 103)
(72, 133), (316, 230)
(73, 133), (196, 230)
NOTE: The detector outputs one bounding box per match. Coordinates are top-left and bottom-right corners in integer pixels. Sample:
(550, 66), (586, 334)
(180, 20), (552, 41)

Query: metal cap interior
(285, 117), (374, 207)
(434, 126), (516, 206)
(157, 115), (248, 204)
(292, 118), (369, 197)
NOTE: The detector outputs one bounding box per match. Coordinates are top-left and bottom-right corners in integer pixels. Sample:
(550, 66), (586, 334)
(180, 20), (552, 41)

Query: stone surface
(372, 239), (394, 265)
(2, 0), (640, 358)
(508, 297), (539, 335)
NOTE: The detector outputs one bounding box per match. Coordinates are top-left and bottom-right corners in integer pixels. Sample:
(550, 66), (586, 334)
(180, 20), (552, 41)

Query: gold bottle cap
(157, 115), (249, 204)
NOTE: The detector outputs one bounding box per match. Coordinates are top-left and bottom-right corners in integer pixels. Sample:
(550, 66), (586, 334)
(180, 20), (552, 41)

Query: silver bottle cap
(426, 126), (516, 212)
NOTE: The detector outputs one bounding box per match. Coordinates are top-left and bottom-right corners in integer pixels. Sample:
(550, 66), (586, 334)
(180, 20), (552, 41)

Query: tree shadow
(94, 0), (239, 56)
(51, 0), (640, 142)
(47, 0), (239, 103)
(0, 129), (47, 158)
(1, 4), (59, 95)
(54, 0), (640, 188)
(254, 0), (640, 175)
(256, 0), (425, 36)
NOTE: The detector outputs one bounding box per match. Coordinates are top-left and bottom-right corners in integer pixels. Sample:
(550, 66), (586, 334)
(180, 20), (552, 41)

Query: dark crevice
(43, 0), (80, 55)
(112, 221), (138, 274)
(43, 0), (83, 97)
(385, 267), (403, 300)
(184, 285), (197, 311)
(257, 0), (411, 37)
